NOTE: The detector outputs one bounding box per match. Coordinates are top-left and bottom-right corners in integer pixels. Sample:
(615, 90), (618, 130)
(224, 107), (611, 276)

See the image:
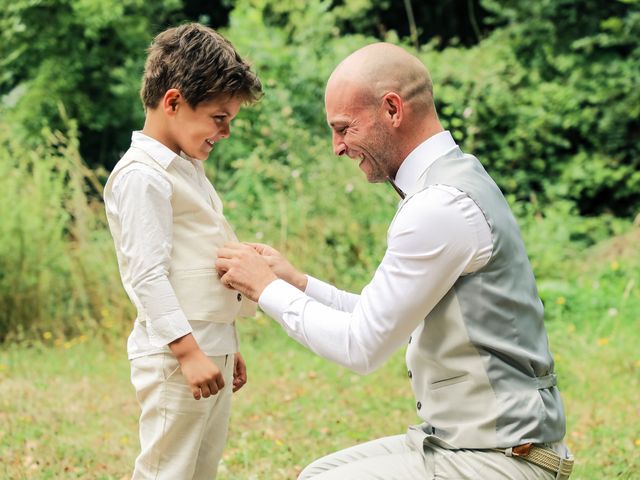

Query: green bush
(0, 116), (131, 342)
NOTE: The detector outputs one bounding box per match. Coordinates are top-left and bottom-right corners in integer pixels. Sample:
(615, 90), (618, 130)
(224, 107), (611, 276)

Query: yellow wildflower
(597, 338), (609, 346)
(555, 297), (566, 305)
(42, 331), (52, 340)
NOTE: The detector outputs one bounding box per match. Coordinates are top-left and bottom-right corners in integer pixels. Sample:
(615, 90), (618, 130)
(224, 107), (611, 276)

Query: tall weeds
(0, 115), (131, 342)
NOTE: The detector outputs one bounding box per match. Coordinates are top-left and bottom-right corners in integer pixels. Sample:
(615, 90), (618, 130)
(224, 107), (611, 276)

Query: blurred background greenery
(0, 0), (638, 478)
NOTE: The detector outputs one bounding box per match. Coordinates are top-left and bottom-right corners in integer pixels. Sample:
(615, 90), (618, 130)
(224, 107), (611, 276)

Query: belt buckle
(512, 442), (534, 457)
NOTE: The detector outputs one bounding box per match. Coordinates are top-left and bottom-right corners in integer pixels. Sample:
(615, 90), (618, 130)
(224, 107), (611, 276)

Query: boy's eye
(213, 115), (226, 123)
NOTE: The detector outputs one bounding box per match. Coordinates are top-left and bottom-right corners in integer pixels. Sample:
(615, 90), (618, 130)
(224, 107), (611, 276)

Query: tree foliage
(1, 0), (640, 340)
(0, 0), (183, 167)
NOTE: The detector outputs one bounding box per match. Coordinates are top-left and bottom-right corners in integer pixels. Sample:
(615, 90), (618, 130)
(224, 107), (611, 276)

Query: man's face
(325, 84), (396, 183)
(168, 95), (242, 161)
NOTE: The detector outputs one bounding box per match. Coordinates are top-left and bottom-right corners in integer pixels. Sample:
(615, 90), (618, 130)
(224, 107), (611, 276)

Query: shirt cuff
(304, 275), (336, 304)
(259, 278), (307, 322)
(146, 312), (193, 348)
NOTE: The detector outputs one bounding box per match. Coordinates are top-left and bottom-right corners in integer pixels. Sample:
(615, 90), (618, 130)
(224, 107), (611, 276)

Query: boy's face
(168, 95), (243, 161)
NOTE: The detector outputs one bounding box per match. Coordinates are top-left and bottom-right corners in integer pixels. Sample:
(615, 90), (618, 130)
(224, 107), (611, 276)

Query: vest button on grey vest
(408, 370), (412, 378)
(237, 293), (242, 302)
(416, 401), (421, 410)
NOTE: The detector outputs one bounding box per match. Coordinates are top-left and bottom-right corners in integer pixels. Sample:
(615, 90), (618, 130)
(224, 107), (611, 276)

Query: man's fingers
(245, 242), (268, 253)
(219, 272), (235, 289)
(216, 247), (235, 259)
(215, 257), (231, 274)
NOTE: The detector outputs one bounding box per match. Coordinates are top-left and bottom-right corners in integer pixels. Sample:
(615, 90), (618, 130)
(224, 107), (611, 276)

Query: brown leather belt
(493, 443), (574, 479)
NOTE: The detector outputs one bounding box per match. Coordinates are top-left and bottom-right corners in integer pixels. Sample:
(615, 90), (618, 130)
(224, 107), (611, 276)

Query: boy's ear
(162, 89), (182, 116)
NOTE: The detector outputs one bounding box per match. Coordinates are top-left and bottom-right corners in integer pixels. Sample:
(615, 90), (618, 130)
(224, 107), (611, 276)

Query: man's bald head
(326, 43), (435, 116)
(325, 43), (443, 183)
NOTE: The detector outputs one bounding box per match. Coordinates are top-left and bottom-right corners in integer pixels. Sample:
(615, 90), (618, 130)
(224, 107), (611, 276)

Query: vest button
(408, 370), (412, 379)
(416, 401), (422, 410)
(408, 336), (412, 344)
(237, 293), (242, 302)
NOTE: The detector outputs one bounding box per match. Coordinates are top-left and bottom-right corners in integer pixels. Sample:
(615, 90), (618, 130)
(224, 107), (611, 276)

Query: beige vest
(104, 146), (256, 325)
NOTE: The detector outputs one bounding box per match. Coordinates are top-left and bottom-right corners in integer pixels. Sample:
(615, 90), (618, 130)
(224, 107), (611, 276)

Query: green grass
(1, 308), (638, 479)
(1, 227), (639, 479)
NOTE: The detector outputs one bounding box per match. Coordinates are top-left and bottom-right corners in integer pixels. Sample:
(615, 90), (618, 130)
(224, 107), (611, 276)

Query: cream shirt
(105, 132), (238, 359)
(259, 131), (493, 374)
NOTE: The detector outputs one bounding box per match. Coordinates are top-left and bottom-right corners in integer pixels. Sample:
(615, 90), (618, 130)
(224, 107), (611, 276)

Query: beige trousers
(298, 430), (558, 480)
(130, 352), (234, 480)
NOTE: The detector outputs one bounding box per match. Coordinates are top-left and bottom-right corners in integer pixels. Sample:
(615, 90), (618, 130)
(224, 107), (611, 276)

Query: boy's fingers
(206, 379), (219, 396)
(200, 384), (212, 398)
(215, 374), (225, 391)
(192, 386), (202, 400)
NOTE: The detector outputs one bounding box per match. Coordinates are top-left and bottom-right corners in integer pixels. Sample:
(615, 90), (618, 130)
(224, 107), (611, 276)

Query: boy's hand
(233, 352), (247, 392)
(169, 334), (225, 400)
(246, 243), (308, 292)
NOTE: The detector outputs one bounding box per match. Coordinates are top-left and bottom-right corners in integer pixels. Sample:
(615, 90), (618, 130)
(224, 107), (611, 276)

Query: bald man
(216, 43), (574, 479)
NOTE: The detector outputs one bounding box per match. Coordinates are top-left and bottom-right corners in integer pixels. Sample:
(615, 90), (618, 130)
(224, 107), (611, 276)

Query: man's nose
(333, 137), (347, 156)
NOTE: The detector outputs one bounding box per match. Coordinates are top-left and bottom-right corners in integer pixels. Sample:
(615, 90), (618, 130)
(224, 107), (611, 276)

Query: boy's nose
(218, 124), (230, 139)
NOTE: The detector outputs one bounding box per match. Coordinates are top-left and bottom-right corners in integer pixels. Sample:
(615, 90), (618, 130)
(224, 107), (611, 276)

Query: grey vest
(404, 147), (565, 449)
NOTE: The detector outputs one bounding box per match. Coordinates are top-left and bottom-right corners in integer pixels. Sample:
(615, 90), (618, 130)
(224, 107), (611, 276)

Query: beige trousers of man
(130, 352), (234, 480)
(298, 427), (558, 480)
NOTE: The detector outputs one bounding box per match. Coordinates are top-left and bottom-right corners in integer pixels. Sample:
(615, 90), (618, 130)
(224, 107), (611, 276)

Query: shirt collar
(131, 131), (180, 169)
(394, 131), (458, 196)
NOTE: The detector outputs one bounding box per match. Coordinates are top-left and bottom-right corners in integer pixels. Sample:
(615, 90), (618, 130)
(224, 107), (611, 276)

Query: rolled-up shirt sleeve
(259, 186), (491, 375)
(112, 166), (192, 347)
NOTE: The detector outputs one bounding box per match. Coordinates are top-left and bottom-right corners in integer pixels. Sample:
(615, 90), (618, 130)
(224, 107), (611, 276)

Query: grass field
(1, 314), (638, 479)
(1, 228), (639, 479)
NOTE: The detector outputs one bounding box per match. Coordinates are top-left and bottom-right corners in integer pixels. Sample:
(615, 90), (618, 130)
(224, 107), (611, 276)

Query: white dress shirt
(259, 131), (493, 374)
(105, 132), (238, 359)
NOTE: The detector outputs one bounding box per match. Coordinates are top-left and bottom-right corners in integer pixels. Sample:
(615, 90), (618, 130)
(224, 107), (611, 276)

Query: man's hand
(215, 243), (278, 301)
(232, 352), (247, 392)
(246, 243), (308, 291)
(169, 334), (225, 400)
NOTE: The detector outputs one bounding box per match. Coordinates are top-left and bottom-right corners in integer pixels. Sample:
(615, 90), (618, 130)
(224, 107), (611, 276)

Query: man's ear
(382, 92), (403, 127)
(162, 89), (182, 116)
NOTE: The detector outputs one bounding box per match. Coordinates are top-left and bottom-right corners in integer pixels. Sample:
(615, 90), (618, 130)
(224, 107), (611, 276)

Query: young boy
(103, 23), (262, 479)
